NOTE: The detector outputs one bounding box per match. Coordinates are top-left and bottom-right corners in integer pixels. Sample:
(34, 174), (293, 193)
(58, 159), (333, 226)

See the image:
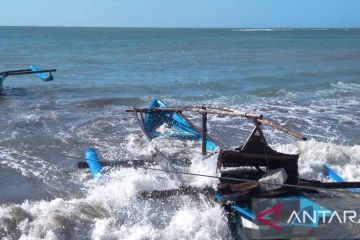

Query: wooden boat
(78, 99), (360, 239)
(0, 66), (55, 92)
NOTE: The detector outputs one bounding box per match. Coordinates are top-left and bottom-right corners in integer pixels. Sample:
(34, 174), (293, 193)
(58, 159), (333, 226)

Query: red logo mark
(255, 203), (282, 231)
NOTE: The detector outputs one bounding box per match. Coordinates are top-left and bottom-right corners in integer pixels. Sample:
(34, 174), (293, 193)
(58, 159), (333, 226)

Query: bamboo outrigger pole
(257, 118), (306, 140)
(0, 69), (56, 77)
(75, 159), (360, 193)
(128, 107), (262, 119)
(127, 106), (307, 141)
(0, 67), (56, 92)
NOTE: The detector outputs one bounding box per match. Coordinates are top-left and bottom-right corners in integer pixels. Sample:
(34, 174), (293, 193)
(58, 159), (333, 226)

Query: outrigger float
(77, 99), (360, 239)
(0, 66), (56, 92)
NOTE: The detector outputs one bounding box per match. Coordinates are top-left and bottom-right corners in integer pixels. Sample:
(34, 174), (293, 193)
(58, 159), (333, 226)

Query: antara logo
(254, 200), (360, 231)
(255, 203), (283, 231)
(287, 210), (360, 224)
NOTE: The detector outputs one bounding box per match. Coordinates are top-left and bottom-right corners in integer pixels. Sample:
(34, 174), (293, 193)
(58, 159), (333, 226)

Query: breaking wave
(1, 133), (360, 239)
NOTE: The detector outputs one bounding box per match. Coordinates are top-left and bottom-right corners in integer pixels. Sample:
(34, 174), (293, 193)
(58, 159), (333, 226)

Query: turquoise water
(0, 27), (359, 239)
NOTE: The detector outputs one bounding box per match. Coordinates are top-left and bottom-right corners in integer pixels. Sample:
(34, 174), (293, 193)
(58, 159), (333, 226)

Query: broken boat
(77, 99), (360, 239)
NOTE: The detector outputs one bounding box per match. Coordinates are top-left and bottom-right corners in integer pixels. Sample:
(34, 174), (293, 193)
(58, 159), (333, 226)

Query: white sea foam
(189, 153), (219, 188)
(1, 137), (360, 239)
(163, 205), (228, 240)
(273, 139), (360, 181)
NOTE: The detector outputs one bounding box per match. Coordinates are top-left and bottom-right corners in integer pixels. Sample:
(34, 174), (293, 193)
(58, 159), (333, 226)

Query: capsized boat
(0, 66), (56, 92)
(78, 99), (360, 240)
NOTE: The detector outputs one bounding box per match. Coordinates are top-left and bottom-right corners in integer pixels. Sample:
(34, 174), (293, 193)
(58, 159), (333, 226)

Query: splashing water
(1, 27), (359, 239)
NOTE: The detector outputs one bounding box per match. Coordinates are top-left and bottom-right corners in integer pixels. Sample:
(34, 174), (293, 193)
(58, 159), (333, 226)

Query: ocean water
(0, 27), (360, 239)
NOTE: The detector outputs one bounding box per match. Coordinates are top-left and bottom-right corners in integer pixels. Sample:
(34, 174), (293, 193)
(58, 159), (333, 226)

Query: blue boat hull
(29, 65), (54, 81)
(143, 99), (217, 151)
(324, 165), (359, 193)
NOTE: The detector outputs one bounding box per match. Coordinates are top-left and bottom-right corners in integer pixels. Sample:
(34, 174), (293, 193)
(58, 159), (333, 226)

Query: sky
(0, 0), (359, 28)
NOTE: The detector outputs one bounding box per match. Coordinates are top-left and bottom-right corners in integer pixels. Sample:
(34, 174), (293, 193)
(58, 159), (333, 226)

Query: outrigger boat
(77, 99), (360, 239)
(0, 66), (56, 92)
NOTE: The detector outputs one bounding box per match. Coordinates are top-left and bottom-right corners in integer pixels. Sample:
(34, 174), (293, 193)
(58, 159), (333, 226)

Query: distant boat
(0, 66), (56, 92)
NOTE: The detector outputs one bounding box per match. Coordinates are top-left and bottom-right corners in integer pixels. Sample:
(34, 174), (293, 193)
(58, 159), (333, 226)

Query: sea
(0, 27), (359, 239)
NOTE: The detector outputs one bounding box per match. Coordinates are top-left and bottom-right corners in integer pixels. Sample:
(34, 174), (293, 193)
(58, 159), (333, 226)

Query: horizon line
(0, 25), (360, 30)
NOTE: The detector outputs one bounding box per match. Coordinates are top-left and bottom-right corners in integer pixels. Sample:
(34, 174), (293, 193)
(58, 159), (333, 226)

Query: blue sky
(0, 0), (359, 28)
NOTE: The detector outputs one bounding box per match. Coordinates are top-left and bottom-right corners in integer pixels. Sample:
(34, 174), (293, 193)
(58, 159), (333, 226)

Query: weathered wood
(218, 182), (259, 192)
(299, 181), (360, 189)
(222, 152), (299, 163)
(77, 159), (156, 169)
(240, 127), (258, 152)
(138, 186), (212, 199)
(127, 107), (263, 119)
(126, 106), (306, 141)
(0, 69), (57, 76)
(202, 107), (207, 155)
(257, 118), (307, 141)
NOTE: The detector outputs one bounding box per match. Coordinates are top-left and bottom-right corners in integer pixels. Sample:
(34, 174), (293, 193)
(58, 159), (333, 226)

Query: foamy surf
(1, 136), (360, 239)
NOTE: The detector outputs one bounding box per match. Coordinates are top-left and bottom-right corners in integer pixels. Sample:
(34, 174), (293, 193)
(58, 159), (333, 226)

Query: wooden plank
(218, 182), (259, 192)
(300, 181), (360, 189)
